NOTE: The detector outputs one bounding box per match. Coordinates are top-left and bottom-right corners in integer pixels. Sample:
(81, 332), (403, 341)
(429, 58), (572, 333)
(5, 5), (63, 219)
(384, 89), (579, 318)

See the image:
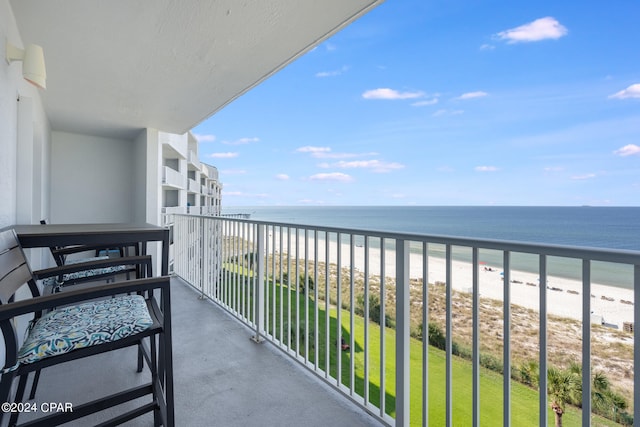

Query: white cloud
(209, 152), (238, 158)
(194, 133), (216, 142)
(275, 173), (290, 180)
(309, 172), (354, 182)
(496, 17), (568, 43)
(609, 83), (640, 99)
(544, 166), (564, 172)
(571, 173), (596, 180)
(457, 91), (488, 100)
(316, 66), (349, 78)
(320, 152), (372, 159)
(614, 144), (640, 156)
(362, 88), (425, 100)
(297, 146), (347, 159)
(325, 43), (337, 52)
(475, 166), (498, 172)
(296, 146), (331, 154)
(334, 159), (405, 173)
(298, 146), (378, 160)
(411, 98), (439, 107)
(316, 71), (338, 78)
(480, 44), (495, 51)
(222, 137), (259, 145)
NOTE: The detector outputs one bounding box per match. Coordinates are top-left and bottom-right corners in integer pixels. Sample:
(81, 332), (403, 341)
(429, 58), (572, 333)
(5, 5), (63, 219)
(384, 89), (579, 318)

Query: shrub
(427, 322), (446, 350)
(282, 320), (315, 353)
(516, 361), (539, 387)
(410, 323), (423, 340)
(480, 353), (503, 374)
(356, 293), (394, 328)
(280, 272), (315, 292)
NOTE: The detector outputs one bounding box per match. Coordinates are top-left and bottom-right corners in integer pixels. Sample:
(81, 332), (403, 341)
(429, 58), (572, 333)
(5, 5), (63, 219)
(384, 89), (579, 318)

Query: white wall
(132, 129), (148, 224)
(0, 0), (52, 365)
(133, 128), (162, 226)
(0, 0), (51, 228)
(50, 131), (135, 223)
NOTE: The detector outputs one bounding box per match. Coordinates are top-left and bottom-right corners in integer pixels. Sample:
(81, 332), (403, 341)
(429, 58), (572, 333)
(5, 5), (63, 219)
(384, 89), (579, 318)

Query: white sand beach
(267, 233), (635, 328)
(416, 254), (634, 328)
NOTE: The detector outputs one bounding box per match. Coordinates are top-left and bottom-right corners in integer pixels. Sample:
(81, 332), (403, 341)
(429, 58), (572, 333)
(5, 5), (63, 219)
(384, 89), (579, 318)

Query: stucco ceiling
(10, 0), (383, 139)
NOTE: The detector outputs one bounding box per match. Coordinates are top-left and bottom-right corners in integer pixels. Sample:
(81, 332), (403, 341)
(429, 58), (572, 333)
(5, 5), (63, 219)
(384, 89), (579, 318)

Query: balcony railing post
(503, 251), (511, 427)
(396, 239), (410, 426)
(634, 264), (640, 426)
(198, 216), (205, 300)
(581, 260), (591, 426)
(252, 224), (265, 343)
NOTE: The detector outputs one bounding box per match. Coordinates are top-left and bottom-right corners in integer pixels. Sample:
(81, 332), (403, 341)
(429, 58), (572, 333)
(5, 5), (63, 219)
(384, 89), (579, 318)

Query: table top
(13, 222), (165, 234)
(10, 222), (171, 276)
(11, 223), (169, 247)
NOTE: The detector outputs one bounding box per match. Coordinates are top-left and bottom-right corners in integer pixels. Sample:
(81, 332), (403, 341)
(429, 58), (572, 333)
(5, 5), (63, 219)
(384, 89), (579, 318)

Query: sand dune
(268, 234), (635, 328)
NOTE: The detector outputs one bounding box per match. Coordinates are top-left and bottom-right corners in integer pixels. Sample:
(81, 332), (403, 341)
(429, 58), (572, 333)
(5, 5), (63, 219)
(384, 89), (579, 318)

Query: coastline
(417, 254), (634, 328)
(268, 234), (635, 328)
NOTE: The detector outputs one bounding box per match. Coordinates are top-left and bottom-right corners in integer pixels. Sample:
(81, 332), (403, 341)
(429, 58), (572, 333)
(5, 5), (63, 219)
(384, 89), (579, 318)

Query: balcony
(187, 179), (200, 194)
(162, 166), (184, 189)
(188, 150), (201, 170)
(168, 214), (640, 426)
(162, 206), (187, 215)
(13, 215), (640, 426)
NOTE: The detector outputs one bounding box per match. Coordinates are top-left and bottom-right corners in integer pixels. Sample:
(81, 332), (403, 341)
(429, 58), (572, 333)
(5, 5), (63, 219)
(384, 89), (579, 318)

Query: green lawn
(223, 268), (620, 426)
(338, 303), (618, 426)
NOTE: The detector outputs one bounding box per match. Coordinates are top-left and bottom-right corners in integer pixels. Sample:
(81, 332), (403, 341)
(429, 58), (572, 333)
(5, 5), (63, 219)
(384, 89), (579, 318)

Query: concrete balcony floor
(18, 277), (385, 427)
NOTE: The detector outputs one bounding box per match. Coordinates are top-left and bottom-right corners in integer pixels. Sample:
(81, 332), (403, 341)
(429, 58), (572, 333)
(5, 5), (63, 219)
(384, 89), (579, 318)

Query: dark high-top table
(12, 222), (170, 276)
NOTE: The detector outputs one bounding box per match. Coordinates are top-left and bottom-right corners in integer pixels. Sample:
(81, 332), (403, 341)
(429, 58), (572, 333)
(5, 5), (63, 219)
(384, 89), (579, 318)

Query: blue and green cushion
(41, 256), (131, 289)
(17, 295), (153, 365)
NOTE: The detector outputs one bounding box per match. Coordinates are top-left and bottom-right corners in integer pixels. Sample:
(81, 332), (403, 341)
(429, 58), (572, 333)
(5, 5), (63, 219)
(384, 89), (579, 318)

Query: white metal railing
(170, 214), (640, 426)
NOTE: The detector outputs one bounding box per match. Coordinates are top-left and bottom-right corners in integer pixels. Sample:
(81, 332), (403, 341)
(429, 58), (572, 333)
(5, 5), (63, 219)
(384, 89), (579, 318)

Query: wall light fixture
(6, 41), (46, 89)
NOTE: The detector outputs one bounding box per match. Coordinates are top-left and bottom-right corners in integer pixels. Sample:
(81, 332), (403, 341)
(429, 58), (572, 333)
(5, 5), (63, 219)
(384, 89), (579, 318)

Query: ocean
(223, 206), (640, 288)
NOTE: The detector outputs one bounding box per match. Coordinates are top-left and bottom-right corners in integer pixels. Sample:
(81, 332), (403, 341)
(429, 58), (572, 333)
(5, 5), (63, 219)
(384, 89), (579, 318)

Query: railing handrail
(173, 214), (640, 266)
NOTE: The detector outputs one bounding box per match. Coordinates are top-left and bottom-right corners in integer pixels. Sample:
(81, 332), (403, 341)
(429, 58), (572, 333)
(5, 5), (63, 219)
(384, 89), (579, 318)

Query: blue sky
(193, 0), (640, 207)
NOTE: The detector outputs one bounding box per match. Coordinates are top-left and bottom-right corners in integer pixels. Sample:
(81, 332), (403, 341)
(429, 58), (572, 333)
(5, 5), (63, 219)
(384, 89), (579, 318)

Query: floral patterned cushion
(41, 263), (132, 288)
(18, 295), (153, 365)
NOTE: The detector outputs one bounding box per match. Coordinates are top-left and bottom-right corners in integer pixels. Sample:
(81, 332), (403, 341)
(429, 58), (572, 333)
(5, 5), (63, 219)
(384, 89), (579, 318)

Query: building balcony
(166, 214), (640, 426)
(160, 133), (188, 159)
(188, 150), (201, 170)
(162, 166), (185, 189)
(200, 164), (220, 182)
(162, 206), (187, 215)
(15, 215), (640, 426)
(187, 179), (200, 194)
